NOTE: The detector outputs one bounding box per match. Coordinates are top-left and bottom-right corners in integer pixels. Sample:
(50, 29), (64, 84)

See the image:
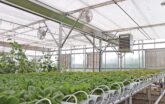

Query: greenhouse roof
(0, 0), (165, 51)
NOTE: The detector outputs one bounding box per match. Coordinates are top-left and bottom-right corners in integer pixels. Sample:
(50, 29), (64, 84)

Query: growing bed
(0, 70), (164, 104)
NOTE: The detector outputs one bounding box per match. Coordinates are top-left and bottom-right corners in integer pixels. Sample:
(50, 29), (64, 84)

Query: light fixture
(7, 35), (12, 41)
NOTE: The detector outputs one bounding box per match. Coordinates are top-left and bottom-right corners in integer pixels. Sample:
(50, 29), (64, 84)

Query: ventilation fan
(37, 27), (48, 40)
(7, 35), (12, 41)
(161, 1), (165, 6)
(79, 8), (93, 23)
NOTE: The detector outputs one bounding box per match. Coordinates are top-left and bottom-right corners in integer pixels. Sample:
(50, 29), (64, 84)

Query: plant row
(0, 70), (163, 104)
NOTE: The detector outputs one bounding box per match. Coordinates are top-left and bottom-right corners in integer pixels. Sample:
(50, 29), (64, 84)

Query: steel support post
(154, 39), (156, 49)
(147, 85), (152, 104)
(35, 50), (37, 70)
(99, 39), (102, 72)
(118, 53), (120, 69)
(129, 96), (132, 104)
(83, 45), (86, 72)
(93, 36), (95, 72)
(57, 24), (62, 71)
(64, 48), (66, 68)
(119, 53), (123, 69)
(70, 46), (72, 70)
(72, 46), (75, 70)
(138, 40), (141, 69)
(105, 49), (107, 70)
(142, 40), (144, 69)
(125, 96), (132, 104)
(141, 41), (144, 68)
(125, 99), (128, 104)
(124, 53), (126, 69)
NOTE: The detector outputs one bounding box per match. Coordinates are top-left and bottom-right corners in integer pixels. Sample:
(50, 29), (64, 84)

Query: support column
(129, 96), (132, 104)
(70, 46), (72, 70)
(142, 40), (144, 69)
(147, 85), (151, 104)
(125, 96), (132, 104)
(105, 49), (107, 70)
(35, 50), (37, 70)
(83, 45), (86, 72)
(125, 99), (128, 104)
(119, 53), (123, 69)
(64, 48), (66, 68)
(124, 53), (126, 69)
(93, 36), (95, 72)
(138, 40), (141, 69)
(118, 53), (120, 69)
(99, 39), (102, 72)
(57, 24), (62, 71)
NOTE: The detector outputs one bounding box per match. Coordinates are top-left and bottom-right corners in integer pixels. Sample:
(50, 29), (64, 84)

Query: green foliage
(38, 53), (57, 72)
(0, 42), (57, 74)
(7, 96), (19, 104)
(0, 70), (163, 104)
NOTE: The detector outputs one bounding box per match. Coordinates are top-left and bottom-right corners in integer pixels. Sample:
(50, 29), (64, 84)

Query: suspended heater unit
(119, 34), (133, 52)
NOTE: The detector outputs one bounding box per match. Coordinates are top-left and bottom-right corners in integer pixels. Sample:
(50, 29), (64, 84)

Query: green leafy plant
(0, 42), (57, 74)
(0, 70), (163, 104)
(38, 53), (57, 72)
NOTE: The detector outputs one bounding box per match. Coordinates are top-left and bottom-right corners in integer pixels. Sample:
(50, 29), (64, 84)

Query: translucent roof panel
(71, 0), (165, 31)
(38, 0), (110, 12)
(0, 3), (42, 24)
(27, 0), (165, 40)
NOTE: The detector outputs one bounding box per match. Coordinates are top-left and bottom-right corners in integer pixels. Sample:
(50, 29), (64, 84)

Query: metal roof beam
(103, 22), (165, 33)
(67, 0), (126, 14)
(0, 41), (50, 51)
(0, 19), (46, 35)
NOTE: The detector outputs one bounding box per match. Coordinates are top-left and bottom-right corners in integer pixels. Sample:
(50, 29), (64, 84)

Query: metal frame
(0, 0), (119, 45)
(104, 22), (165, 33)
(66, 0), (126, 14)
(1, 0), (165, 71)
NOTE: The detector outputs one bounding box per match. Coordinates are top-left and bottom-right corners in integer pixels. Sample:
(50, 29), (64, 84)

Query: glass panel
(124, 51), (140, 68)
(103, 52), (118, 69)
(143, 44), (154, 49)
(71, 54), (85, 68)
(156, 43), (165, 48)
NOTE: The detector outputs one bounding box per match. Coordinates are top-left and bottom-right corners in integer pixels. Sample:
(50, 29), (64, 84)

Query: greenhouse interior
(1, 0), (165, 104)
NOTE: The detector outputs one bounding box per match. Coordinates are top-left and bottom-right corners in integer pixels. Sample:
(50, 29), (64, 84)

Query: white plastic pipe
(35, 98), (52, 104)
(154, 90), (165, 104)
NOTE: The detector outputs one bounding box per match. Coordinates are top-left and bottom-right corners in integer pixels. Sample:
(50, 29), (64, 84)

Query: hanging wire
(112, 0), (152, 40)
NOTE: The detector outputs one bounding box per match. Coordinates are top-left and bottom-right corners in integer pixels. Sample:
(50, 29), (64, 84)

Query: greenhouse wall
(60, 50), (146, 70)
(146, 49), (165, 69)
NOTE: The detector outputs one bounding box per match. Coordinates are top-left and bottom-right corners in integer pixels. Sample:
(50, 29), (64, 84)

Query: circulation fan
(79, 8), (93, 23)
(37, 27), (48, 40)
